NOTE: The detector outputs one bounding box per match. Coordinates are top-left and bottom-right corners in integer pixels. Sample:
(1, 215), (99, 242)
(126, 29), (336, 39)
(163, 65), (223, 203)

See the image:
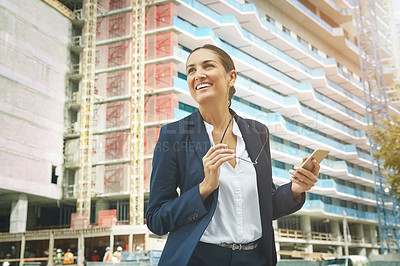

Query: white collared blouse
(200, 119), (263, 244)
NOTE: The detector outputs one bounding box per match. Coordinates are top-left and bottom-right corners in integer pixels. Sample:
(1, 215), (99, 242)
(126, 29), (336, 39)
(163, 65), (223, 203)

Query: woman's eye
(187, 68), (195, 74)
(205, 64), (214, 68)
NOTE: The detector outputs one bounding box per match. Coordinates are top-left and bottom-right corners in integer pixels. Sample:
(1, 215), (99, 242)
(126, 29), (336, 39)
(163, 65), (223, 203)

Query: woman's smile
(195, 82), (213, 90)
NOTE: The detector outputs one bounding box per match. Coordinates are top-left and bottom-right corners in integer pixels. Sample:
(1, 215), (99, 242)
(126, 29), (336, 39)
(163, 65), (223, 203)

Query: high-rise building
(389, 1), (400, 107)
(1, 0), (399, 263)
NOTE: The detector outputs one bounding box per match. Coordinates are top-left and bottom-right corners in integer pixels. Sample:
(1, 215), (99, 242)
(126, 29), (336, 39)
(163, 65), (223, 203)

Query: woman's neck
(199, 105), (231, 133)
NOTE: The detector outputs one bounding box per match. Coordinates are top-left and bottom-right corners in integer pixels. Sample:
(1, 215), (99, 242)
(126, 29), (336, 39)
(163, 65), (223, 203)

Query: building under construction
(1, 0), (399, 264)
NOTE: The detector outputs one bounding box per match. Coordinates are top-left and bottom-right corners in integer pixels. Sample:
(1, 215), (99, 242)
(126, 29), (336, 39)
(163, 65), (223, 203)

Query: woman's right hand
(199, 143), (235, 201)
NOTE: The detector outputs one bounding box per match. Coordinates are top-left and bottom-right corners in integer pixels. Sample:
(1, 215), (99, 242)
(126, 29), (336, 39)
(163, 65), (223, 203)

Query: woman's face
(186, 49), (236, 107)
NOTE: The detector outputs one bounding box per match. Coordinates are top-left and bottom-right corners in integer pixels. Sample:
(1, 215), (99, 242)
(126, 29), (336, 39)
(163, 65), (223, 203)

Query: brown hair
(187, 44), (236, 107)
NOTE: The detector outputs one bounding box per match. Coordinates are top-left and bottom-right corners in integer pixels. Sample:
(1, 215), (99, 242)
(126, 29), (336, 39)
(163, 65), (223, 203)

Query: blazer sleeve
(145, 125), (209, 236)
(259, 124), (305, 219)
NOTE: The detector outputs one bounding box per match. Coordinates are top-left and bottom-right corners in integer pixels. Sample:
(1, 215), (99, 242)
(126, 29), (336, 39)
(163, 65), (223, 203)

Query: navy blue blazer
(146, 110), (304, 266)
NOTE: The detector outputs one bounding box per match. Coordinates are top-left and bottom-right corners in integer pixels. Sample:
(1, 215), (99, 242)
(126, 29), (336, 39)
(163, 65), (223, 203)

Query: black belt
(217, 240), (259, 251)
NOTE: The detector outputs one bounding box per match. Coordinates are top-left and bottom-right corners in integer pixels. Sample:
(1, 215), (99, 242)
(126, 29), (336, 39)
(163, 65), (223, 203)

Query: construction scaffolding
(353, 0), (400, 254)
(130, 0), (145, 225)
(76, 0), (98, 222)
(63, 0), (179, 228)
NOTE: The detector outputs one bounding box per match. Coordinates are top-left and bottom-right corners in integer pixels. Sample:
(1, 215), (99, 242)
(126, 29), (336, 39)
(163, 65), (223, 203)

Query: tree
(368, 115), (400, 201)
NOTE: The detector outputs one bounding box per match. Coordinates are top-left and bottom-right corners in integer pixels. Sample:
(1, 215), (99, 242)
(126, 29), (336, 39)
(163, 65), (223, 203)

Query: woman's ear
(228, 70), (237, 87)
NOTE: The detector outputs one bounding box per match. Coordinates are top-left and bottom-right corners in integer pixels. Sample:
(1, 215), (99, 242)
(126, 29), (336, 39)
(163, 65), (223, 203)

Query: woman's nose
(195, 70), (206, 80)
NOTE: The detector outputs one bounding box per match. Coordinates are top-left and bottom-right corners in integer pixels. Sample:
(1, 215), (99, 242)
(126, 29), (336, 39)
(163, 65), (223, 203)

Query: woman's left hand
(290, 157), (319, 196)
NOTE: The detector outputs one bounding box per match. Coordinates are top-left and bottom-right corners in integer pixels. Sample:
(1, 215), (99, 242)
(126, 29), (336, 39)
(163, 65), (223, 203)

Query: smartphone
(300, 148), (330, 171)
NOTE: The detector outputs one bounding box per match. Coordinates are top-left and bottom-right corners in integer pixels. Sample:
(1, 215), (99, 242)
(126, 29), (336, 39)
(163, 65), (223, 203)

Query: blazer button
(193, 213), (199, 219)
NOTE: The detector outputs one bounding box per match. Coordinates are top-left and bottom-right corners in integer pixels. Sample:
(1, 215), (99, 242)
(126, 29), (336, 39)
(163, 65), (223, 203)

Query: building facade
(389, 1), (400, 107)
(1, 0), (399, 262)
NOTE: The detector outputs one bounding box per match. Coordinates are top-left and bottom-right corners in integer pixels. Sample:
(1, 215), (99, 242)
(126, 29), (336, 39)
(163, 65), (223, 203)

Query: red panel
(106, 101), (124, 128)
(145, 64), (156, 90)
(109, 14), (126, 38)
(96, 20), (102, 38)
(70, 213), (89, 229)
(146, 35), (155, 60)
(155, 93), (177, 121)
(155, 62), (177, 89)
(144, 127), (161, 156)
(109, 0), (125, 10)
(155, 31), (177, 58)
(107, 41), (129, 67)
(146, 5), (156, 31)
(145, 62), (177, 91)
(104, 164), (124, 193)
(146, 32), (178, 60)
(144, 93), (178, 123)
(156, 3), (177, 28)
(145, 3), (177, 30)
(106, 70), (129, 96)
(98, 209), (117, 227)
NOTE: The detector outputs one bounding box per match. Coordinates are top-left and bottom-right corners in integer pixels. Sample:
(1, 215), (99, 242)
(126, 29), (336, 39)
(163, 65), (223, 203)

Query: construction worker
(2, 254), (11, 266)
(54, 249), (63, 264)
(63, 249), (74, 265)
(103, 247), (113, 262)
(112, 246), (122, 263)
(89, 249), (101, 261)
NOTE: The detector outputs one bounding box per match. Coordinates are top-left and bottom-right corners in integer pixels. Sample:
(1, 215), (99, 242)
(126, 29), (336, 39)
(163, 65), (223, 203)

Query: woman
(146, 44), (319, 265)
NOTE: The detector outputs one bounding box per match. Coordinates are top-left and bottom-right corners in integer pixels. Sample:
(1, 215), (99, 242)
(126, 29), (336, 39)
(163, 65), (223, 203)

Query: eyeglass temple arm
(253, 131), (269, 164)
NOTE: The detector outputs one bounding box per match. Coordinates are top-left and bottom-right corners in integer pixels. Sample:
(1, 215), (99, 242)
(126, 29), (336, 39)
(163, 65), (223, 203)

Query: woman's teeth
(196, 83), (212, 90)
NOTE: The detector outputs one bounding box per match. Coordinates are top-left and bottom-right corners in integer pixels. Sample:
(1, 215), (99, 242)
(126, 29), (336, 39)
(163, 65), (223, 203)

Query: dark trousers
(188, 241), (267, 266)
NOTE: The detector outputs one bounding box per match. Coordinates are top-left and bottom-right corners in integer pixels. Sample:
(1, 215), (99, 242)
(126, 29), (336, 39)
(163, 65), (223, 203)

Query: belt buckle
(231, 243), (242, 250)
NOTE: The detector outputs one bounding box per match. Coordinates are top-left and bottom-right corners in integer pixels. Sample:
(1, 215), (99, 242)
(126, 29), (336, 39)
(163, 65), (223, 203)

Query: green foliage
(368, 115), (400, 201)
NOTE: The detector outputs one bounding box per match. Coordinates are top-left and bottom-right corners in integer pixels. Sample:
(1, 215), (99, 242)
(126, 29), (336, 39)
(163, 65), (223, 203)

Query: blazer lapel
(188, 111), (212, 162)
(235, 114), (263, 161)
(234, 113), (269, 183)
(187, 111), (219, 216)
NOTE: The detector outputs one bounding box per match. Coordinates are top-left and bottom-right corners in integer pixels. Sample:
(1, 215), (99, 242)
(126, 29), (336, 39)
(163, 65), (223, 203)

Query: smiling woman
(186, 45), (237, 112)
(145, 44), (320, 266)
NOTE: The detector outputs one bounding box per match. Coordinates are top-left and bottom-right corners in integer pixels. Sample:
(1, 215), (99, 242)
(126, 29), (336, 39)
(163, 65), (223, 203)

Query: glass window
(51, 165), (58, 184)
(311, 45), (318, 52)
(322, 196), (332, 205)
(282, 26), (290, 35)
(274, 160), (285, 169)
(305, 147), (314, 153)
(273, 135), (284, 143)
(266, 15), (275, 25)
(309, 193), (321, 200)
(290, 142), (299, 149)
(346, 181), (355, 188)
(277, 215), (300, 230)
(297, 36), (309, 47)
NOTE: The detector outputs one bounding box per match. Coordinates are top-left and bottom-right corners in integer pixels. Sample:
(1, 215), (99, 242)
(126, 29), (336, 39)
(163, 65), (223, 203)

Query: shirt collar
(203, 117), (243, 144)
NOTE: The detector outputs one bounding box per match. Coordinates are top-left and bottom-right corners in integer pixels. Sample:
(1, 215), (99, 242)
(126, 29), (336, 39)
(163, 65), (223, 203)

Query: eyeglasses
(219, 115), (268, 165)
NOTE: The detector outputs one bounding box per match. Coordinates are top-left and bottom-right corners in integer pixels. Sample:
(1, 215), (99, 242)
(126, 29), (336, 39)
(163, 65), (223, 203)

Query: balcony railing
(73, 9), (83, 20)
(275, 228), (372, 244)
(273, 166), (375, 200)
(275, 228), (307, 240)
(312, 231), (337, 241)
(288, 0), (337, 35)
(72, 35), (82, 47)
(303, 200), (378, 221)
